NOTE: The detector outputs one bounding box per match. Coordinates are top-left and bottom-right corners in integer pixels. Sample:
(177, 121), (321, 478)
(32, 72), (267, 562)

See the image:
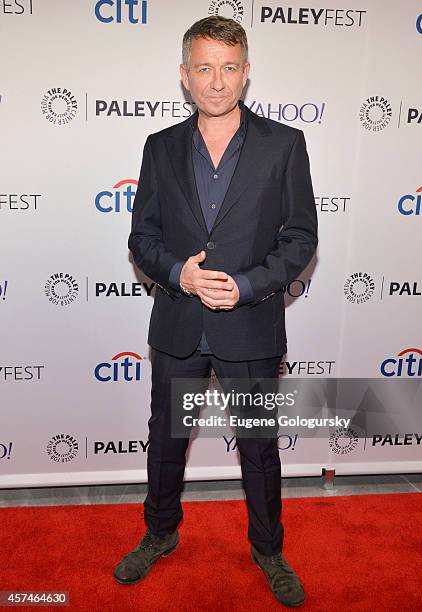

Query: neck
(197, 103), (241, 138)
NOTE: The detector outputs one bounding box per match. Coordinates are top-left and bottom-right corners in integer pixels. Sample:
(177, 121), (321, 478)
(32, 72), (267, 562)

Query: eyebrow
(192, 61), (241, 68)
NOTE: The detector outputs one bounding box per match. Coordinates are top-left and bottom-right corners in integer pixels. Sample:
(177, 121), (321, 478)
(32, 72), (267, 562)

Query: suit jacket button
(206, 241), (215, 250)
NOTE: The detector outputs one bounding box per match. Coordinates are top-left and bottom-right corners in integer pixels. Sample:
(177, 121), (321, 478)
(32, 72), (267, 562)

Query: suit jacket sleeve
(128, 136), (182, 298)
(241, 130), (318, 306)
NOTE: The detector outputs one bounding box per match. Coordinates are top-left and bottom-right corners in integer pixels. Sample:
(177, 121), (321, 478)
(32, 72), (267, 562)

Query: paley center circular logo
(41, 87), (78, 125)
(208, 0), (244, 22)
(344, 272), (375, 304)
(329, 427), (359, 455)
(46, 434), (79, 463)
(44, 272), (79, 306)
(359, 95), (392, 132)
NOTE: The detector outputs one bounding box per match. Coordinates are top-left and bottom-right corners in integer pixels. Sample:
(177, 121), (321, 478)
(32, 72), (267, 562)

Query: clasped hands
(179, 250), (240, 310)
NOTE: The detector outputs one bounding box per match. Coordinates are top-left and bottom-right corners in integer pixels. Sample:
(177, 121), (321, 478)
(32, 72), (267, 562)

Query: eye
(199, 67), (210, 72)
(225, 66), (237, 71)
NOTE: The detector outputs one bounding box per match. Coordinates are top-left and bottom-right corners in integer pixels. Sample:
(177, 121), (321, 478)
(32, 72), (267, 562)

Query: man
(114, 16), (318, 608)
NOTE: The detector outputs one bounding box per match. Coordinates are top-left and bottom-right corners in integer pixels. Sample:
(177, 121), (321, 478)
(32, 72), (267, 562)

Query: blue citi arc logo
(95, 0), (147, 24)
(398, 186), (422, 216)
(95, 179), (137, 213)
(94, 351), (145, 382)
(380, 348), (422, 377)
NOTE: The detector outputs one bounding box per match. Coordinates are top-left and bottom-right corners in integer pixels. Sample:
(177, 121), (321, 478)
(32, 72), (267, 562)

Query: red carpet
(0, 493), (421, 611)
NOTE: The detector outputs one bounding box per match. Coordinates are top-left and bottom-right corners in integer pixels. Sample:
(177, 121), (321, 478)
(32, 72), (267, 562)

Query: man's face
(180, 36), (249, 118)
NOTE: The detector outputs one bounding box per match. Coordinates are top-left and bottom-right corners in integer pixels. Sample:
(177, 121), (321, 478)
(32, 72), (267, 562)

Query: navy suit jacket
(128, 104), (318, 361)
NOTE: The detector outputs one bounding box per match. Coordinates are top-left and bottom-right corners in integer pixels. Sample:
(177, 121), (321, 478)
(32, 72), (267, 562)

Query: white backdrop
(1, 0), (421, 487)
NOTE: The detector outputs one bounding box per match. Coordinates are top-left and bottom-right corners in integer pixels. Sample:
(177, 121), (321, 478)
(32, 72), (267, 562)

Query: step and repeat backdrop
(1, 0), (421, 487)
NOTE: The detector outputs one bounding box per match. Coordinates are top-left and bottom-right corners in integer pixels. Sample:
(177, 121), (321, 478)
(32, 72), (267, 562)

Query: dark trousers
(144, 347), (284, 556)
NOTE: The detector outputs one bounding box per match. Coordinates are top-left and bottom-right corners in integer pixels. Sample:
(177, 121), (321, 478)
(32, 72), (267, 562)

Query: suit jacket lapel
(210, 107), (270, 233)
(164, 105), (271, 236)
(165, 117), (208, 234)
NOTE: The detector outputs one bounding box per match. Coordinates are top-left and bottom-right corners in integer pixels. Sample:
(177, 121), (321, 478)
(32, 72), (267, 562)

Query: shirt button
(211, 203), (216, 209)
(206, 241), (215, 250)
(213, 174), (218, 179)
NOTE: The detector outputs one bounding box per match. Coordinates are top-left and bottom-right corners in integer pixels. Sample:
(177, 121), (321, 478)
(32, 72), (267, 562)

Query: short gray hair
(182, 16), (248, 68)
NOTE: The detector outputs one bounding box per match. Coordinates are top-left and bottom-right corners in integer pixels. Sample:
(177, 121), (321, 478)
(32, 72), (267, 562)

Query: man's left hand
(197, 274), (240, 310)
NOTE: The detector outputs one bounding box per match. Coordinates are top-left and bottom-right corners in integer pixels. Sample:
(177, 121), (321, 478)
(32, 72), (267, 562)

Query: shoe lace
(269, 554), (292, 570)
(134, 529), (157, 552)
(123, 530), (159, 571)
(264, 554), (296, 591)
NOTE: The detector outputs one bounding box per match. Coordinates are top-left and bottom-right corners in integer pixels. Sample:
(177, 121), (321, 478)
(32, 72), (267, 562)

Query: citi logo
(95, 0), (147, 24)
(95, 179), (137, 213)
(380, 348), (422, 377)
(398, 186), (422, 216)
(94, 351), (145, 382)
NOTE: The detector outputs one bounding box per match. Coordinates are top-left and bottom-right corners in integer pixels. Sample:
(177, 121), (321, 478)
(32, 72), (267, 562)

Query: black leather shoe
(113, 528), (179, 585)
(251, 545), (305, 607)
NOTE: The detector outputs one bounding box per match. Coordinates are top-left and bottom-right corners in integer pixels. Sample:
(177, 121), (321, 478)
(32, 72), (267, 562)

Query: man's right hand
(180, 251), (234, 305)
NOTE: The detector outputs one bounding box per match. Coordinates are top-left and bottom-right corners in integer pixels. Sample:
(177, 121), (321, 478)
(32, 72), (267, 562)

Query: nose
(211, 69), (225, 92)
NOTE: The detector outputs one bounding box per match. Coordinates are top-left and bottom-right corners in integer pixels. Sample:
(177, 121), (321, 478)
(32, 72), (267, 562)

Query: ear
(179, 64), (190, 91)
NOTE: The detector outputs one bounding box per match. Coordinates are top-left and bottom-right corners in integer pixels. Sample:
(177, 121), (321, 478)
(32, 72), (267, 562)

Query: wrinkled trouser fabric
(144, 347), (284, 556)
